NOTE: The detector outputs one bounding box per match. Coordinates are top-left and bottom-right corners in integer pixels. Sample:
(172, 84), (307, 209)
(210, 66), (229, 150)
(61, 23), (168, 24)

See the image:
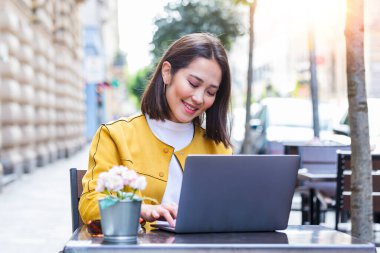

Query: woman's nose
(192, 91), (203, 104)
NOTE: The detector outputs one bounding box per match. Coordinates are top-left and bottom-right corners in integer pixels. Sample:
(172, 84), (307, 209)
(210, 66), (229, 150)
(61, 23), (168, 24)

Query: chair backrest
(70, 168), (87, 232)
(298, 145), (350, 172)
(284, 144), (299, 155)
(335, 151), (380, 229)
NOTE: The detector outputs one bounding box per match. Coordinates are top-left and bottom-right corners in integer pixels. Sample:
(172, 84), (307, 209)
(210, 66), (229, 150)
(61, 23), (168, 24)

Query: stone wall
(0, 0), (85, 185)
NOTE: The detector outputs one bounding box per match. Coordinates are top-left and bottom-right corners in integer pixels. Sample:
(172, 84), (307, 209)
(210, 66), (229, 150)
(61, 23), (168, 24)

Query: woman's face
(162, 57), (222, 123)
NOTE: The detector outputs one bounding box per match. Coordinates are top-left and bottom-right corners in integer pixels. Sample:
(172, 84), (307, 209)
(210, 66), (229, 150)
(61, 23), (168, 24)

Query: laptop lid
(161, 154), (299, 233)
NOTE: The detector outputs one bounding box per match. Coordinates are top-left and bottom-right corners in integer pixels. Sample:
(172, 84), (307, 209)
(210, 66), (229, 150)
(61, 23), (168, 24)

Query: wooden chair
(70, 168), (87, 232)
(335, 151), (380, 230)
(296, 145), (350, 224)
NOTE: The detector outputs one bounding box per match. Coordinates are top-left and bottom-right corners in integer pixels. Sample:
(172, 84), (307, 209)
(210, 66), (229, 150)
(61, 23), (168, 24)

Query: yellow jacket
(79, 113), (232, 224)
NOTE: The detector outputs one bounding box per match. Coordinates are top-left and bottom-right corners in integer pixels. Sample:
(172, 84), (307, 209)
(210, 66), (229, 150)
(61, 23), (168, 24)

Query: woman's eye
(207, 91), (216, 96)
(188, 81), (197, 87)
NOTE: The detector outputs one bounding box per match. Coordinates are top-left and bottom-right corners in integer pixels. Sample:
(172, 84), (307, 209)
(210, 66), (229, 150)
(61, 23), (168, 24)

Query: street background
(1, 0), (380, 251)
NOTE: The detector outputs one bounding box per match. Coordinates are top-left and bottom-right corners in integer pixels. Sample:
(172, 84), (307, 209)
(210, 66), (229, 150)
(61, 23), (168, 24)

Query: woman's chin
(174, 114), (195, 123)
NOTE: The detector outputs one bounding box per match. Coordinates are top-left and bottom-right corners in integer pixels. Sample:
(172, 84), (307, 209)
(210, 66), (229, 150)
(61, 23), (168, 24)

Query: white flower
(123, 170), (138, 185)
(95, 172), (107, 192)
(109, 165), (129, 176)
(103, 172), (124, 192)
(95, 165), (149, 201)
(130, 176), (147, 190)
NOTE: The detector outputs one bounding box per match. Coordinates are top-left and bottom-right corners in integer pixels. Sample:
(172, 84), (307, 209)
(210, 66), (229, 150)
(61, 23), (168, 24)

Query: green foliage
(151, 0), (244, 63)
(127, 66), (154, 105)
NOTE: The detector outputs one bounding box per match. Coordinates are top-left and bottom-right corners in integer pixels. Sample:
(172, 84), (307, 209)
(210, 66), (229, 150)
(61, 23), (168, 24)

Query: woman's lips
(183, 101), (198, 114)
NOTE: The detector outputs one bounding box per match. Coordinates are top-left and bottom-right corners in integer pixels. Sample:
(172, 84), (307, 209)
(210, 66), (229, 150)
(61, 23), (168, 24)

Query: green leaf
(151, 0), (244, 63)
(99, 196), (119, 209)
(131, 195), (143, 201)
(127, 66), (153, 105)
(117, 191), (128, 200)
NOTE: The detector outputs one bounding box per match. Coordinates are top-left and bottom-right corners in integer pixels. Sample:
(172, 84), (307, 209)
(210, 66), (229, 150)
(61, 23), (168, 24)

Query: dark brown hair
(141, 33), (231, 147)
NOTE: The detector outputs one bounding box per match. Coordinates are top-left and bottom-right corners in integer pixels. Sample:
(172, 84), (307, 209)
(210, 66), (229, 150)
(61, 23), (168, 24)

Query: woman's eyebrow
(190, 74), (219, 89)
(189, 74), (203, 82)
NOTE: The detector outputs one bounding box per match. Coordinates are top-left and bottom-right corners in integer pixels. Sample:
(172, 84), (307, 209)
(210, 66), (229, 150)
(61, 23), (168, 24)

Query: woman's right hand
(140, 203), (178, 227)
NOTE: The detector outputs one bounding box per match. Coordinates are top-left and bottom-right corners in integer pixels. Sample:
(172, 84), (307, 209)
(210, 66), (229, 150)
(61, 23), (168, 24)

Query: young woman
(79, 33), (233, 228)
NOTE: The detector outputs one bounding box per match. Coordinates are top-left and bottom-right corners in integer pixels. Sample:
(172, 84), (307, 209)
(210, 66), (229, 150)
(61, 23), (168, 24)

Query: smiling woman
(141, 33), (232, 146)
(79, 33), (233, 230)
(161, 58), (221, 123)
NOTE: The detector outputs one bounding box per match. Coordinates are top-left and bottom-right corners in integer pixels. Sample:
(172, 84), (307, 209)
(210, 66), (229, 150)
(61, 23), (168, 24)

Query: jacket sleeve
(78, 124), (122, 224)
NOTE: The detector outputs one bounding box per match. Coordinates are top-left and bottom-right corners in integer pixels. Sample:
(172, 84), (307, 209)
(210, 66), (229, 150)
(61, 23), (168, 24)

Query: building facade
(238, 0), (380, 105)
(80, 0), (129, 140)
(365, 0), (380, 98)
(0, 0), (86, 185)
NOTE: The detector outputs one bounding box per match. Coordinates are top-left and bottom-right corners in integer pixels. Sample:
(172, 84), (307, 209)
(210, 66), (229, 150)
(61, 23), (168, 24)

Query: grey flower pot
(99, 198), (142, 243)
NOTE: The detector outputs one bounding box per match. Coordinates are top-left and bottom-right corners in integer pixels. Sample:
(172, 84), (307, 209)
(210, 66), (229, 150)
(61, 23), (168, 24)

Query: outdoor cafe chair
(287, 144), (350, 224)
(70, 168), (86, 232)
(335, 151), (380, 230)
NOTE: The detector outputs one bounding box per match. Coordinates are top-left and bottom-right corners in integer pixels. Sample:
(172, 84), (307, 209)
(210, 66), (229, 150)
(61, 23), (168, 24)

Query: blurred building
(231, 0), (380, 106)
(365, 0), (380, 98)
(80, 0), (130, 141)
(0, 0), (86, 185)
(248, 0), (348, 103)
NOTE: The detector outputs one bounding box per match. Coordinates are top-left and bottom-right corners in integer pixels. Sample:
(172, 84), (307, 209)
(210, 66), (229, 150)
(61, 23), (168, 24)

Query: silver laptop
(156, 154), (300, 233)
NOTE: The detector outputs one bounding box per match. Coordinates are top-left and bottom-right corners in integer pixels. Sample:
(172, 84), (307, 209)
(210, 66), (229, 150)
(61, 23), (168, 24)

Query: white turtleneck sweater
(146, 115), (194, 205)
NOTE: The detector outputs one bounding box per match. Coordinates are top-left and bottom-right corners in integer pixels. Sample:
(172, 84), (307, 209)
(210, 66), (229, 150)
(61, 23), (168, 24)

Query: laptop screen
(157, 155), (300, 233)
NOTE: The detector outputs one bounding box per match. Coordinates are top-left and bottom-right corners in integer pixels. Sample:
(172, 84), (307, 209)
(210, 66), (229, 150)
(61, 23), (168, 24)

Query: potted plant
(96, 165), (151, 243)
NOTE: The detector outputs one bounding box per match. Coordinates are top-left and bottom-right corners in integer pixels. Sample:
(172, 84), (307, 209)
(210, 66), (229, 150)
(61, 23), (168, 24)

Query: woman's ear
(161, 61), (172, 85)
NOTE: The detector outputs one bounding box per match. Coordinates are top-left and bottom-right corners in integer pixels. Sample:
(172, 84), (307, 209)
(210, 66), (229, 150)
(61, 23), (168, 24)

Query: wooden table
(298, 168), (336, 182)
(62, 225), (376, 252)
(297, 168), (337, 225)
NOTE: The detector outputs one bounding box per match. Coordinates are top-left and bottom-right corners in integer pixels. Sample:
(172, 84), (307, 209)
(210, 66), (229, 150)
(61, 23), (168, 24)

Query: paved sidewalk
(0, 145), (89, 253)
